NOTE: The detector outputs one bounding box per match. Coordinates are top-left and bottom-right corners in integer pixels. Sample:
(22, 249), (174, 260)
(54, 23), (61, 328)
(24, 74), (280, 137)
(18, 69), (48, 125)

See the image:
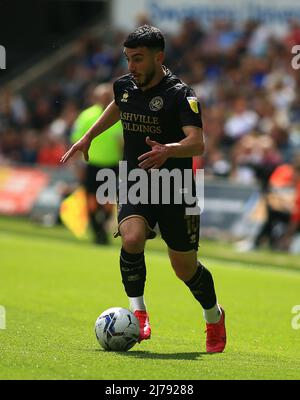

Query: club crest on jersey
(121, 91), (129, 103)
(149, 96), (164, 112)
(187, 97), (199, 114)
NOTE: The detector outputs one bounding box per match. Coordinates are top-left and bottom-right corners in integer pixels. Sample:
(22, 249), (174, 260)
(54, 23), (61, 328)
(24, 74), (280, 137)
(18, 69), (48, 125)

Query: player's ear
(155, 50), (165, 65)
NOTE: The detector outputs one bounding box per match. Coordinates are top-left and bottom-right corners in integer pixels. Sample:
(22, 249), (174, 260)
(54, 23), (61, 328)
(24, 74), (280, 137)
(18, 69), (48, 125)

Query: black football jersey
(113, 68), (203, 173)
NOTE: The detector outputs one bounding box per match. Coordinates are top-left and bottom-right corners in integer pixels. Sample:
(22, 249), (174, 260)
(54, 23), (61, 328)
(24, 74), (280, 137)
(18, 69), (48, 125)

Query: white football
(95, 307), (140, 352)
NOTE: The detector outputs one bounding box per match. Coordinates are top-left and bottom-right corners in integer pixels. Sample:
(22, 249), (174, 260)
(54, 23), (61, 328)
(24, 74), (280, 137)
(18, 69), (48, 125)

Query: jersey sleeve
(113, 80), (120, 107)
(177, 86), (203, 128)
(113, 75), (130, 107)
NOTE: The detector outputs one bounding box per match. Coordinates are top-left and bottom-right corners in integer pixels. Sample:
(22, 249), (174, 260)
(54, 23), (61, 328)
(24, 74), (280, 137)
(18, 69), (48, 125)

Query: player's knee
(122, 232), (146, 253)
(170, 259), (198, 282)
(173, 266), (191, 282)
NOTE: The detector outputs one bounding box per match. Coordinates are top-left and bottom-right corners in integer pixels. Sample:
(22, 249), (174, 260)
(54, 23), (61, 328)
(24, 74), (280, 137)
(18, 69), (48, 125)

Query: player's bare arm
(60, 100), (120, 164)
(138, 126), (204, 170)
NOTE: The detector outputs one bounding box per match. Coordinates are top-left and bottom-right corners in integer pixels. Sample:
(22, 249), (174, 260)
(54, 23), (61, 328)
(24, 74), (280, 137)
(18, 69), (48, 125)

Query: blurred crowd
(1, 17), (300, 187)
(1, 16), (300, 249)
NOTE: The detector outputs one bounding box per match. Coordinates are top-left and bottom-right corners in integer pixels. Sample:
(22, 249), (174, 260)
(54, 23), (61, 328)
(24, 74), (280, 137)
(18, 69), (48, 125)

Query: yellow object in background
(60, 187), (88, 239)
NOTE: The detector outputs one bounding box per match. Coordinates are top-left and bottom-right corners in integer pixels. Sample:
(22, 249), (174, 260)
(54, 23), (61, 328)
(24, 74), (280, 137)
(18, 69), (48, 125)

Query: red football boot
(205, 308), (226, 353)
(134, 310), (151, 343)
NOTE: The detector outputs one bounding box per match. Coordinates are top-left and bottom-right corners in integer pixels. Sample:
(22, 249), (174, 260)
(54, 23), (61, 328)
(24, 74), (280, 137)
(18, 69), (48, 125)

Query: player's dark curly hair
(123, 25), (165, 51)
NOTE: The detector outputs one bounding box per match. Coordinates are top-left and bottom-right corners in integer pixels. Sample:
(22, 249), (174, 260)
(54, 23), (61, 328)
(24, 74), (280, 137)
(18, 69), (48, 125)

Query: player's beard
(136, 66), (156, 88)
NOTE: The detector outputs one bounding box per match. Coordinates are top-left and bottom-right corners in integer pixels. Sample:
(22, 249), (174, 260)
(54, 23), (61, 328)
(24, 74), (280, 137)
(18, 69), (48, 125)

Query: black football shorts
(115, 203), (200, 252)
(84, 164), (119, 194)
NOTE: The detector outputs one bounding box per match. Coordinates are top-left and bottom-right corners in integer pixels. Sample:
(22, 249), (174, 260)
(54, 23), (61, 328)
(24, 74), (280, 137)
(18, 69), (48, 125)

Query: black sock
(185, 262), (217, 309)
(90, 211), (108, 244)
(120, 248), (146, 297)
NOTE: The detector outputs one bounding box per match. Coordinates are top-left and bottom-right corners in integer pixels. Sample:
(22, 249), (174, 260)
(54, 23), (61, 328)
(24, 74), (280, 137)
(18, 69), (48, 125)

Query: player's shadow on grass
(94, 350), (213, 360)
(122, 351), (207, 360)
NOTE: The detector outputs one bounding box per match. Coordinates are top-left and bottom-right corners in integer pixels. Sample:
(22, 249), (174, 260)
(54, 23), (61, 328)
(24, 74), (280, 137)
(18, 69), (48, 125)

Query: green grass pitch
(0, 216), (300, 380)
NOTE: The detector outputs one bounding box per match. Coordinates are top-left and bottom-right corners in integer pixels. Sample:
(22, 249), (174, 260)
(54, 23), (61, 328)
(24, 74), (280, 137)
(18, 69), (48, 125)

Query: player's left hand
(138, 137), (170, 170)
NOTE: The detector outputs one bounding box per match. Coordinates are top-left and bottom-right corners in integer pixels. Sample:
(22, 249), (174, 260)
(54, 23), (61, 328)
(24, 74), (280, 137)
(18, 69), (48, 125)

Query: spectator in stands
(279, 154), (300, 252)
(30, 98), (54, 131)
(289, 93), (300, 124)
(49, 100), (79, 139)
(231, 133), (282, 186)
(21, 129), (39, 164)
(0, 127), (22, 163)
(224, 97), (259, 145)
(236, 160), (295, 252)
(0, 88), (29, 128)
(254, 162), (294, 250)
(37, 129), (66, 166)
(284, 20), (300, 49)
(269, 125), (294, 163)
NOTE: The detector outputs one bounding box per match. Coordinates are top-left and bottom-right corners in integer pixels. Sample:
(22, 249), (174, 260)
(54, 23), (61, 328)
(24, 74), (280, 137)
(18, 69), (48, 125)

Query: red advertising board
(0, 166), (49, 215)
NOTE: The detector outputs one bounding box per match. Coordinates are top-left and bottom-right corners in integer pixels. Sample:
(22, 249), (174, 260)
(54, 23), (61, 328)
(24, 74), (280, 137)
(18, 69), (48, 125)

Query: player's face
(124, 47), (162, 88)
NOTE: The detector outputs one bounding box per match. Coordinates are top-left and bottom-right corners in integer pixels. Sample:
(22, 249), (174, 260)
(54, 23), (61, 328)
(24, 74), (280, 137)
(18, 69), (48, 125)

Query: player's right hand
(60, 136), (91, 164)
